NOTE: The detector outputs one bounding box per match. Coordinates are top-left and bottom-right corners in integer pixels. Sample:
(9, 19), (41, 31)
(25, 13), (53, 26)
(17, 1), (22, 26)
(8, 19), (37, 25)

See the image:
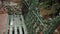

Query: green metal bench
(4, 15), (28, 34)
(4, 3), (27, 34)
(4, 0), (60, 34)
(23, 0), (60, 34)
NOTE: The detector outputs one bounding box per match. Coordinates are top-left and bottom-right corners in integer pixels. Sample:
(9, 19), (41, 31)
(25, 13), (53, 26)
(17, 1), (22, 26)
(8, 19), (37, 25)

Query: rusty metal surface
(0, 14), (8, 34)
(0, 8), (8, 34)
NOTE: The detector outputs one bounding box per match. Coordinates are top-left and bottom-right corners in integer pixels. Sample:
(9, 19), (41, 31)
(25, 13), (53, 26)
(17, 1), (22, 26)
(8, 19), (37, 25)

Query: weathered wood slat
(5, 15), (25, 34)
(9, 15), (13, 34)
(14, 16), (18, 34)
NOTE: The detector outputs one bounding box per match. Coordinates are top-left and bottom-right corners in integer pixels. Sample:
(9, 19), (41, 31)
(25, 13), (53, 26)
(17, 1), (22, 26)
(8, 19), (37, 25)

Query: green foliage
(39, 0), (51, 9)
(39, 0), (59, 15)
(51, 3), (59, 14)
